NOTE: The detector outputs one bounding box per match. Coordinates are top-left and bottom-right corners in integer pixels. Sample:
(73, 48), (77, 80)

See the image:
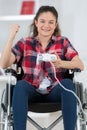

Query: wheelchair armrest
(5, 68), (18, 78)
(69, 68), (81, 73)
(71, 68), (81, 72)
(63, 68), (81, 81)
(5, 67), (24, 81)
(5, 68), (81, 81)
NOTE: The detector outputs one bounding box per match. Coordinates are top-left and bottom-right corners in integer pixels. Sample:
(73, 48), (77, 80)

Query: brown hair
(29, 5), (61, 37)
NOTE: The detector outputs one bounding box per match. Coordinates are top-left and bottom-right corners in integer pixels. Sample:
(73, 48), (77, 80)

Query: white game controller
(36, 53), (57, 65)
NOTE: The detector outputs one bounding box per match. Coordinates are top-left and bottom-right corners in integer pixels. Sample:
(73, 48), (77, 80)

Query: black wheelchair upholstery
(0, 67), (87, 130)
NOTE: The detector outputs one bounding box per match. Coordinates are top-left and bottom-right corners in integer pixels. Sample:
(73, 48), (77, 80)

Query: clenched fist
(9, 24), (20, 40)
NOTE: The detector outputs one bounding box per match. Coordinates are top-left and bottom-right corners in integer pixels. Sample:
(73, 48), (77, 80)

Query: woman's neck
(37, 35), (51, 50)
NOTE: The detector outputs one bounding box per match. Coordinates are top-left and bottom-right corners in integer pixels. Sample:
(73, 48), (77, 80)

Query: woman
(0, 6), (84, 130)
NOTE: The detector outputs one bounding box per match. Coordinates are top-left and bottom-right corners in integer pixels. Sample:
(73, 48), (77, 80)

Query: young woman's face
(35, 12), (57, 38)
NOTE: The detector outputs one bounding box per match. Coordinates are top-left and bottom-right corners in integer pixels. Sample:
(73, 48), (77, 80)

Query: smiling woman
(35, 12), (57, 37)
(0, 5), (84, 130)
(30, 6), (61, 37)
(29, 6), (61, 50)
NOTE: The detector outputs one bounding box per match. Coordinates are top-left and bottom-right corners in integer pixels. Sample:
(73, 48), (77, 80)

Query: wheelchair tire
(76, 112), (86, 130)
(0, 88), (14, 130)
(75, 82), (86, 130)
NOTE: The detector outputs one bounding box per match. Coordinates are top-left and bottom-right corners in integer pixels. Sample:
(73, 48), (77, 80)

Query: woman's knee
(13, 80), (31, 96)
(60, 79), (76, 92)
(13, 80), (36, 96)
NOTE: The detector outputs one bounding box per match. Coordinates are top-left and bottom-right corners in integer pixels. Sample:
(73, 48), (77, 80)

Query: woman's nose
(44, 22), (49, 27)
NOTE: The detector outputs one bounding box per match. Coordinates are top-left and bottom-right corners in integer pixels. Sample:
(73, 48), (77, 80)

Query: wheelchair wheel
(76, 109), (86, 130)
(0, 88), (14, 130)
(75, 82), (87, 130)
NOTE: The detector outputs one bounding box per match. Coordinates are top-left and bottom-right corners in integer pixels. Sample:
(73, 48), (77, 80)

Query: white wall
(0, 0), (87, 87)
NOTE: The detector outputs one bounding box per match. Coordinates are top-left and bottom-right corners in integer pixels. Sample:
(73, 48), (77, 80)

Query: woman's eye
(49, 21), (54, 24)
(49, 22), (54, 24)
(39, 20), (55, 24)
(40, 20), (45, 23)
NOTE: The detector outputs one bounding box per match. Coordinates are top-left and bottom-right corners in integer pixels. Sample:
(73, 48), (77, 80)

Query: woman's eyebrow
(39, 19), (55, 22)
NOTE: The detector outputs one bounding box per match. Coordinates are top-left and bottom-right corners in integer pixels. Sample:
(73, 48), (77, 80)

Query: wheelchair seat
(29, 103), (61, 113)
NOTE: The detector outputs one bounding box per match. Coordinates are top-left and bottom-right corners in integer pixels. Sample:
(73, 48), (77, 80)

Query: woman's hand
(9, 24), (20, 40)
(0, 24), (20, 69)
(52, 54), (84, 71)
(51, 54), (62, 68)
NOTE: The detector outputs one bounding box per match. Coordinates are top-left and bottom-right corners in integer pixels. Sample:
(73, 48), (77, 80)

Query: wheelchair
(0, 67), (87, 130)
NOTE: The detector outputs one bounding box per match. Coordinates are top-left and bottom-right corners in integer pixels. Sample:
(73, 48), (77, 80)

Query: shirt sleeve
(64, 37), (78, 60)
(12, 38), (25, 63)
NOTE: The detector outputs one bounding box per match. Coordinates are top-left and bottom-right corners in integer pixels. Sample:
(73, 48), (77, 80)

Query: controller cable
(51, 62), (87, 118)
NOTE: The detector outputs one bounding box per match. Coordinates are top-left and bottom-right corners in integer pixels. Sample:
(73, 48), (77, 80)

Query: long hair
(29, 5), (61, 37)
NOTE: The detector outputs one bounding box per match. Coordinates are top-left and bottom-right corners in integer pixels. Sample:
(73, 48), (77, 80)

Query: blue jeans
(12, 79), (77, 130)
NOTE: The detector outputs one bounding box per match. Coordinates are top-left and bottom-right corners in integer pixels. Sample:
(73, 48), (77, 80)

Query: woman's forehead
(38, 12), (56, 20)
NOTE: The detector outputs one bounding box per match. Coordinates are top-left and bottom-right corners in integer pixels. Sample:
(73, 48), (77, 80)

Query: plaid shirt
(12, 36), (78, 93)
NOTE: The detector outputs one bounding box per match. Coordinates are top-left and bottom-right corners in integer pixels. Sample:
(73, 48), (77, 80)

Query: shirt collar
(34, 35), (58, 45)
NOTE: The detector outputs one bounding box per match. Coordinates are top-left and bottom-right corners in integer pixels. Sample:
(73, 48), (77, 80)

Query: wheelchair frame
(0, 70), (87, 130)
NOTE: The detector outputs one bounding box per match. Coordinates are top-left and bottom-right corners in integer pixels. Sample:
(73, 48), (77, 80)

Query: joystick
(36, 53), (57, 65)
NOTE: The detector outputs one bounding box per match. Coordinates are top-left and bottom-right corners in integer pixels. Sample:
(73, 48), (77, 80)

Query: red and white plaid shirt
(12, 36), (78, 93)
